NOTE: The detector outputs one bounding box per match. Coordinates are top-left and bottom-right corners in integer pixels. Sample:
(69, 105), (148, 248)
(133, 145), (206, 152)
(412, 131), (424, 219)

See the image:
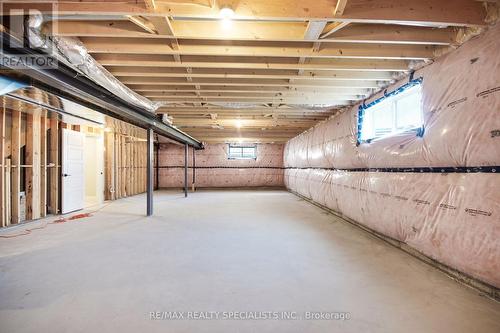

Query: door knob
(63, 173), (71, 177)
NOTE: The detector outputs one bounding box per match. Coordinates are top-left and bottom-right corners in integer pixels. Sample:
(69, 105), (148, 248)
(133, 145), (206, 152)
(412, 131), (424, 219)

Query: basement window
(358, 80), (424, 143)
(228, 144), (257, 160)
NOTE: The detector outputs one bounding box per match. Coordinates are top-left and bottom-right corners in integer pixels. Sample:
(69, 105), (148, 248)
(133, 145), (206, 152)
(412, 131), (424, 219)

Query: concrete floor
(0, 190), (499, 333)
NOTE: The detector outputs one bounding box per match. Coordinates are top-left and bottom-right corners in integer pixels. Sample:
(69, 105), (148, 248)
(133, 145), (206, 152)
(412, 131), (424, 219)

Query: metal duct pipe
(0, 30), (203, 149)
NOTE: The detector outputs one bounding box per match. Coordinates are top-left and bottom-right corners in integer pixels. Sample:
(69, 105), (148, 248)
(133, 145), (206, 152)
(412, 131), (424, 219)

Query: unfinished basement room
(0, 1), (499, 332)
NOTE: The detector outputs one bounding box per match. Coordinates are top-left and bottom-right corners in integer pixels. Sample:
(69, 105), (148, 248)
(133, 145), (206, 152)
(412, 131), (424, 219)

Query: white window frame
(227, 144), (257, 160)
(359, 84), (424, 143)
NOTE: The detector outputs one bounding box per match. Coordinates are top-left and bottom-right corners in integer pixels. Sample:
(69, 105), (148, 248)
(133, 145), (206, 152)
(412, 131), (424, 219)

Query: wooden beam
(131, 86), (371, 94)
(26, 111), (41, 220)
(155, 107), (336, 113)
(104, 130), (115, 200)
(48, 20), (455, 45)
(321, 22), (350, 39)
(11, 110), (21, 224)
(107, 67), (394, 81)
(40, 116), (47, 217)
(0, 102), (5, 227)
(297, 20), (327, 75)
(120, 134), (126, 197)
(142, 91), (366, 98)
(127, 15), (157, 34)
(144, 0), (156, 11)
(172, 118), (318, 127)
(200, 137), (289, 143)
(148, 96), (353, 105)
(10, 0), (487, 27)
(334, 0), (348, 16)
(148, 16), (175, 35)
(49, 117), (59, 215)
(120, 77), (382, 88)
(82, 37), (437, 60)
(93, 54), (412, 71)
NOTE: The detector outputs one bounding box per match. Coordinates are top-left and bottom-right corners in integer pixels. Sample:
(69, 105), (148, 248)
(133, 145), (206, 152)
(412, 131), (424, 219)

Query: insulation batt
(284, 23), (500, 288)
(158, 143), (284, 188)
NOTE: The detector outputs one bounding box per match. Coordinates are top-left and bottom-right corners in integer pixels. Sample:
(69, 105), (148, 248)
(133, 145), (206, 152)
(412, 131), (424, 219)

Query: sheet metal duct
(0, 30), (203, 149)
(0, 75), (28, 95)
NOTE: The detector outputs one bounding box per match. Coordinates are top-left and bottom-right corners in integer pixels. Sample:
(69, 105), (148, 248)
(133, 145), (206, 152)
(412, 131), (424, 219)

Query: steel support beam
(184, 143), (188, 197)
(154, 141), (159, 190)
(191, 146), (196, 192)
(146, 128), (154, 216)
(0, 31), (203, 149)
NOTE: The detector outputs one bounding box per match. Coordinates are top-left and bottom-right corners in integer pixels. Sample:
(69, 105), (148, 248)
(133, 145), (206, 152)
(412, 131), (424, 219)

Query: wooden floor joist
(2, 0), (495, 150)
(82, 37), (438, 60)
(7, 0), (487, 26)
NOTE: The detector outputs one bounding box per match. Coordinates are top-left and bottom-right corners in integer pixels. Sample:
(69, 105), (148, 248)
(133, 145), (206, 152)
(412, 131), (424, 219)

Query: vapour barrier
(158, 143), (284, 188)
(285, 23), (500, 169)
(284, 23), (500, 288)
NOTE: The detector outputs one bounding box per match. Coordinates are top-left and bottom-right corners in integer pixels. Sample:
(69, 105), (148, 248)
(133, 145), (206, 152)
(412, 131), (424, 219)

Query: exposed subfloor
(0, 190), (499, 333)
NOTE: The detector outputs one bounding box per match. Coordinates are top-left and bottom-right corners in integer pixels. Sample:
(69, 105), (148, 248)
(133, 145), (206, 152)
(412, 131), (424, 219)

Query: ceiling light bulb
(220, 7), (235, 20)
(220, 6), (234, 29)
(235, 119), (242, 128)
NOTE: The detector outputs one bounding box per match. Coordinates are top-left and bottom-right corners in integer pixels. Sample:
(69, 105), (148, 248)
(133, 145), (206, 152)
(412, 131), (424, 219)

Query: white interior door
(61, 128), (85, 214)
(84, 135), (105, 206)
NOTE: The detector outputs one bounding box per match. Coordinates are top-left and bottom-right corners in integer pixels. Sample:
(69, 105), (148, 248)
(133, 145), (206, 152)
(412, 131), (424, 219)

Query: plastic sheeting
(285, 23), (500, 169)
(285, 169), (499, 287)
(284, 23), (500, 288)
(158, 143), (284, 188)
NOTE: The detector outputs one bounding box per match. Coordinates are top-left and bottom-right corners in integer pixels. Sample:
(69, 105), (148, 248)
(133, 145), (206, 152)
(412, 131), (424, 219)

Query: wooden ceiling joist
(120, 77), (382, 88)
(130, 86), (372, 94)
(9, 0), (487, 27)
(154, 97), (353, 105)
(93, 55), (411, 72)
(6, 0), (488, 143)
(48, 21), (457, 45)
(105, 67), (395, 81)
(82, 37), (438, 60)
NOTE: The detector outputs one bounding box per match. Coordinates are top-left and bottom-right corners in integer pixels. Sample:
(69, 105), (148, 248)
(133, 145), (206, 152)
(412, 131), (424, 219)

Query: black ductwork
(0, 30), (203, 149)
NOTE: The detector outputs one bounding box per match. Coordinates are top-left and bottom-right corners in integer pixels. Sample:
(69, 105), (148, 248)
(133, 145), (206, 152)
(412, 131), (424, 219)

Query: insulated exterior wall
(284, 24), (500, 288)
(158, 143), (284, 188)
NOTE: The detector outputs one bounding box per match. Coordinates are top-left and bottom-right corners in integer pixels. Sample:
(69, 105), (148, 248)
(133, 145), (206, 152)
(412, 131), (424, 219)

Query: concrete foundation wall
(158, 143), (284, 188)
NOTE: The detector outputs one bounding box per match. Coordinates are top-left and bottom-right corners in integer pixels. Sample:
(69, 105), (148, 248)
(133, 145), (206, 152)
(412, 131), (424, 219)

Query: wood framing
(40, 115), (47, 217)
(25, 111), (41, 220)
(2, 0), (496, 149)
(0, 102), (5, 227)
(10, 110), (21, 224)
(49, 117), (59, 215)
(6, 1), (488, 26)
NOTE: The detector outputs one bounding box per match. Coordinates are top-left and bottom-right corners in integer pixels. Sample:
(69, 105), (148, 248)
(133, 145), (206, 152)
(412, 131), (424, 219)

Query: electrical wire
(0, 201), (114, 239)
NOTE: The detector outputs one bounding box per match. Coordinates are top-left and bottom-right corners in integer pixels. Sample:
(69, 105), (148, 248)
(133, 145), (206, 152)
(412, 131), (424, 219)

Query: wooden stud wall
(0, 100), (6, 227)
(0, 93), (57, 227)
(0, 91), (152, 228)
(104, 117), (148, 201)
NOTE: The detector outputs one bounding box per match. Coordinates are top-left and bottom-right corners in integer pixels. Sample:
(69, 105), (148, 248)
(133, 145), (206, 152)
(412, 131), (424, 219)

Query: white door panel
(61, 128), (85, 214)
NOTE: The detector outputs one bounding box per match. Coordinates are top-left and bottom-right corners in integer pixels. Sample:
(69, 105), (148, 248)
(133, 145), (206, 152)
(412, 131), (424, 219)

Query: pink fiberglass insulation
(284, 23), (500, 288)
(158, 143), (284, 188)
(285, 24), (500, 169)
